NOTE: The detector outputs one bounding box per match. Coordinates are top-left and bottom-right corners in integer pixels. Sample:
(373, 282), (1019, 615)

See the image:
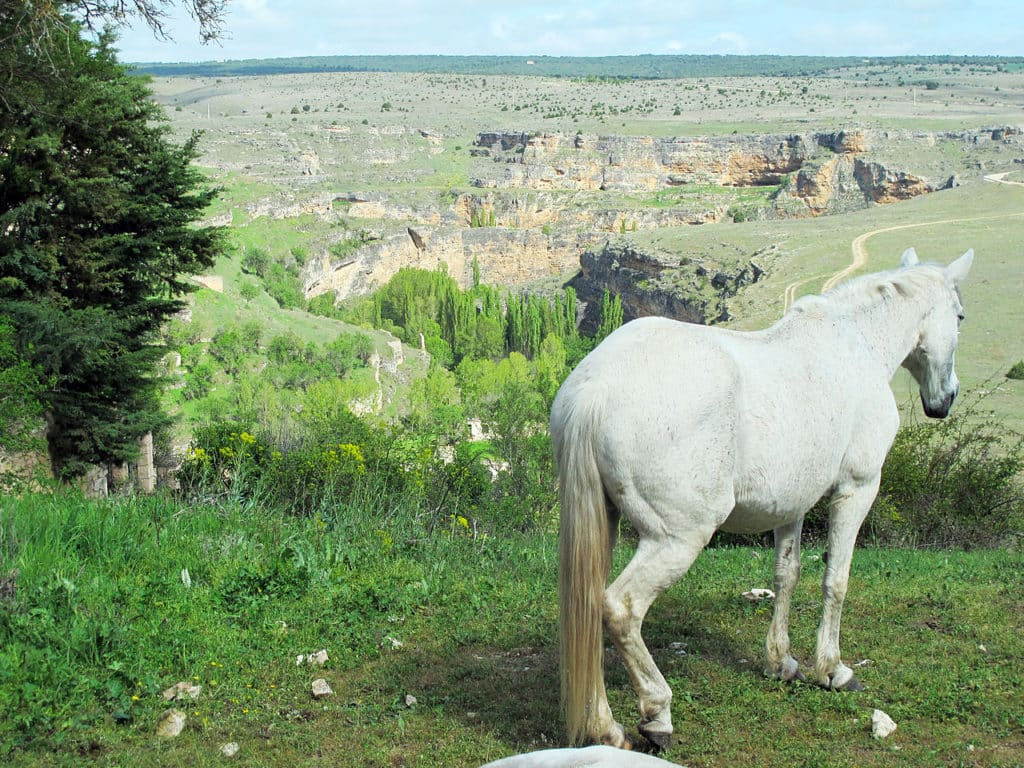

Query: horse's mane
(789, 263), (948, 318)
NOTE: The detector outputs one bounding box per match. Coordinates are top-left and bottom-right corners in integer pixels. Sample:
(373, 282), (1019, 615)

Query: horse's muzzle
(922, 387), (958, 419)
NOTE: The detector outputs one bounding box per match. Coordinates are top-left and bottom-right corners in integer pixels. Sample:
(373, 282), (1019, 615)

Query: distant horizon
(125, 51), (1023, 67)
(110, 1), (1024, 65)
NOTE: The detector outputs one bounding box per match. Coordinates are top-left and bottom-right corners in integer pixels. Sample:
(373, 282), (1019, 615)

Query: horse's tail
(555, 404), (613, 746)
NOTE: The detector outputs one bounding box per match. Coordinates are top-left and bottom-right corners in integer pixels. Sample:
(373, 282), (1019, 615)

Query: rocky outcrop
(303, 227), (591, 301)
(473, 131), (815, 191)
(568, 242), (770, 333)
(471, 128), (986, 216)
(783, 155), (947, 216)
(281, 125), (1021, 310)
(473, 131), (849, 191)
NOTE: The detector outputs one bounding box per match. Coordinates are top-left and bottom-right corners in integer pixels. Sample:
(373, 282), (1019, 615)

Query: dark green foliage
(357, 266), (584, 367)
(181, 358), (216, 401)
(263, 262), (305, 309)
(209, 328), (248, 374)
(867, 399), (1024, 548)
(0, 16), (221, 478)
(1007, 360), (1024, 380)
(241, 245), (271, 277)
(0, 319), (47, 455)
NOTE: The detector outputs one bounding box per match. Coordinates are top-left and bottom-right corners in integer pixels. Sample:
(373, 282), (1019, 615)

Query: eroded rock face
(471, 128), (989, 217)
(473, 131), (814, 190)
(568, 242), (769, 333)
(303, 227), (591, 301)
(297, 126), (1019, 308)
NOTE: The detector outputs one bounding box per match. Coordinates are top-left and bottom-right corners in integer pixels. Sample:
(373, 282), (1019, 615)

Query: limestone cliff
(296, 126), (1016, 306)
(569, 241), (771, 333)
(471, 128), (970, 215)
(473, 131), (812, 191)
(304, 227), (590, 300)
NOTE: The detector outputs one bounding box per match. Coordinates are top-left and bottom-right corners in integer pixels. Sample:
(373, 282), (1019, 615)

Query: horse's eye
(957, 312), (966, 323)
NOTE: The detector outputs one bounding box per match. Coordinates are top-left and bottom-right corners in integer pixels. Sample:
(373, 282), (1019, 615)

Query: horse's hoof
(838, 676), (863, 692)
(637, 723), (672, 752)
(600, 727), (633, 750)
(824, 670), (864, 692)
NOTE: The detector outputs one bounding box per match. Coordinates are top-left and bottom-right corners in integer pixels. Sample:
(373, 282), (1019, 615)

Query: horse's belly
(719, 502), (804, 535)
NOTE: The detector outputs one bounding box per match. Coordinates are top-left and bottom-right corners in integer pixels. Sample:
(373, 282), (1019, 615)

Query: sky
(110, 0), (1024, 63)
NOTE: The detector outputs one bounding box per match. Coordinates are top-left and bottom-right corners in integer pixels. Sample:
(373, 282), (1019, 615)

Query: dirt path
(782, 173), (1024, 311)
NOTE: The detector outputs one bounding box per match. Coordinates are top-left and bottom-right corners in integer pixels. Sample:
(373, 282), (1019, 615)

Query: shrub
(241, 246), (270, 277)
(264, 262), (305, 309)
(866, 395), (1024, 548)
(1007, 360), (1024, 380)
(176, 422), (271, 498)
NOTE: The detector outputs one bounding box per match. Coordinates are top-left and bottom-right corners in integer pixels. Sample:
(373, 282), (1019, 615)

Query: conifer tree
(0, 14), (221, 478)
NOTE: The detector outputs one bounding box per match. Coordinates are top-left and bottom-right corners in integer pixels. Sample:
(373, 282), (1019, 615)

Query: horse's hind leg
(765, 519), (805, 682)
(603, 532), (712, 749)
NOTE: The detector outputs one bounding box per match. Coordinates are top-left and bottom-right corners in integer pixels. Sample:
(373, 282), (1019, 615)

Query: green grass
(2, 492), (1021, 767)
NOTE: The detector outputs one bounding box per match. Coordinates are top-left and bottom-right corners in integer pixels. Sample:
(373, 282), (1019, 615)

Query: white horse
(551, 248), (973, 749)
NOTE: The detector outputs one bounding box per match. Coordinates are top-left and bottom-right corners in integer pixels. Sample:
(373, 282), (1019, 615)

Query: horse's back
(553, 317), (742, 437)
(552, 317), (745, 531)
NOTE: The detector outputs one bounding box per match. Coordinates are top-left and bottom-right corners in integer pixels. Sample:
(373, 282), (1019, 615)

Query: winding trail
(782, 172), (1024, 311)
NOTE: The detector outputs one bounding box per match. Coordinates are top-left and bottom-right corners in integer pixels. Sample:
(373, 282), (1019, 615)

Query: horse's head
(899, 248), (973, 419)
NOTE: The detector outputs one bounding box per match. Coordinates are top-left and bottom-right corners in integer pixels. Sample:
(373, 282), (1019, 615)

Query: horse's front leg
(765, 519), (804, 682)
(815, 477), (879, 691)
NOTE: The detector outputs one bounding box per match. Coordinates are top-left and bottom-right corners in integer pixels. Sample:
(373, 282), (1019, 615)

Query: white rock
(311, 678), (333, 699)
(298, 649), (329, 665)
(156, 709), (187, 738)
(162, 681), (202, 701)
(384, 635), (404, 649)
(220, 742), (240, 757)
(872, 708), (898, 739)
(404, 693), (417, 708)
(742, 588), (775, 601)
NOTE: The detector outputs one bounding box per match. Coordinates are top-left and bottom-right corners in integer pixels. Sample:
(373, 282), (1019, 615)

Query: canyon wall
(299, 126), (1017, 306)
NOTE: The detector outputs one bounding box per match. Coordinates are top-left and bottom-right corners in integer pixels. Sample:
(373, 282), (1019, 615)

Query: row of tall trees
(0, 2), (225, 478)
(350, 264), (618, 369)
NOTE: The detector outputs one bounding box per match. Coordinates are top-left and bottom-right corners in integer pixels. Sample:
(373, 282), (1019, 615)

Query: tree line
(132, 53), (1024, 79)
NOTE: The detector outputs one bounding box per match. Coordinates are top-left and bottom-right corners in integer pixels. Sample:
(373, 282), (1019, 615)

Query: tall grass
(2, 488), (1021, 767)
(0, 481), (552, 759)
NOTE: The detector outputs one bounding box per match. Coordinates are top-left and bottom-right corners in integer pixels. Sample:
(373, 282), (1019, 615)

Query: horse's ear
(900, 248), (919, 267)
(946, 249), (974, 286)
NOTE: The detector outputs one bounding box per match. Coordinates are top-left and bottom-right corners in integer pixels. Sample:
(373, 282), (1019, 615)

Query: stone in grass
(296, 649), (329, 666)
(156, 709), (187, 738)
(163, 681), (202, 701)
(311, 678), (334, 699)
(220, 742), (240, 757)
(872, 708), (898, 739)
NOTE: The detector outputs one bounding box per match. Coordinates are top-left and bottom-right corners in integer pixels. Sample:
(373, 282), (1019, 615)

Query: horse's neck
(777, 293), (924, 379)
